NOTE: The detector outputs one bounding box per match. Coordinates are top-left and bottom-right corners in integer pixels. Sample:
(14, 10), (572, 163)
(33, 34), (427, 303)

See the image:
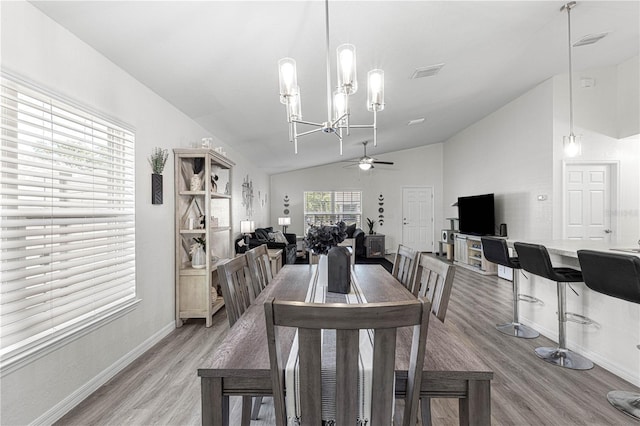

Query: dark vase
(152, 173), (163, 205)
(327, 246), (351, 294)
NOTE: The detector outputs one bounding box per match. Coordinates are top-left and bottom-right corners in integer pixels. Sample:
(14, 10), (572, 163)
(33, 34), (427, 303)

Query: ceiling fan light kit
(278, 0), (384, 155)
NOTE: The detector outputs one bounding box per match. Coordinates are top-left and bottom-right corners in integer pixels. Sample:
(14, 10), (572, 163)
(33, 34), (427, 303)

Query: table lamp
(240, 220), (255, 244)
(278, 217), (291, 233)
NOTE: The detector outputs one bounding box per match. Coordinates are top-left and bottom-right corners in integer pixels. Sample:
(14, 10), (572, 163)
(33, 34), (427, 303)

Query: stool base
(607, 390), (640, 421)
(534, 346), (594, 370)
(496, 322), (539, 339)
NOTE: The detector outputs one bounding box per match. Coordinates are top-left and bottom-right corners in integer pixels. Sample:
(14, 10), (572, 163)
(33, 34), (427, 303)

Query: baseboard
(519, 318), (640, 388)
(31, 321), (175, 426)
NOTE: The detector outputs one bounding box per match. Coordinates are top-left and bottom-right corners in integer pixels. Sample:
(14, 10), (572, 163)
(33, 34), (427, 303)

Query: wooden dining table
(198, 263), (493, 425)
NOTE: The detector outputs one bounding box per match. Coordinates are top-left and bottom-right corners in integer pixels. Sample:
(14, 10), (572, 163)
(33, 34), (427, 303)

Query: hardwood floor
(56, 261), (639, 425)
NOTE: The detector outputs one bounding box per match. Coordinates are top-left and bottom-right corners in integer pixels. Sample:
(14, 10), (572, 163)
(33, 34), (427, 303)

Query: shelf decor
(148, 147), (168, 205)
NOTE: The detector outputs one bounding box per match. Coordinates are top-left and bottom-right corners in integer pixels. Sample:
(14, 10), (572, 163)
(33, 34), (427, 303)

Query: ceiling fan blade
(372, 161), (394, 165)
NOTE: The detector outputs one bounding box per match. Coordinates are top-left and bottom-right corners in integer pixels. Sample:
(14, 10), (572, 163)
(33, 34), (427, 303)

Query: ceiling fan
(345, 141), (394, 170)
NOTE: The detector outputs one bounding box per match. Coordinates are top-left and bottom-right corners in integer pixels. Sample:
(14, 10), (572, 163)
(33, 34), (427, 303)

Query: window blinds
(0, 77), (136, 364)
(303, 191), (362, 227)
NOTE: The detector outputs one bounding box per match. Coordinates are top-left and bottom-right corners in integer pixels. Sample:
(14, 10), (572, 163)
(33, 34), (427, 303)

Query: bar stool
(577, 249), (640, 421)
(513, 242), (594, 370)
(481, 237), (540, 338)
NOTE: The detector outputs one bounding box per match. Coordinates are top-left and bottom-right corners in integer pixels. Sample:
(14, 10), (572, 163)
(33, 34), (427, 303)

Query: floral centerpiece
(305, 221), (347, 255)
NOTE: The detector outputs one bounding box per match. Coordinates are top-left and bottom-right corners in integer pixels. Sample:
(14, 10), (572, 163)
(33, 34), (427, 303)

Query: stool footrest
(565, 312), (599, 327)
(518, 294), (543, 304)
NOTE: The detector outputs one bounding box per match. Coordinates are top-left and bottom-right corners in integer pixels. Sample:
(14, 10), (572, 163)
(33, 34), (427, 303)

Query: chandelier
(562, 1), (581, 157)
(278, 0), (384, 155)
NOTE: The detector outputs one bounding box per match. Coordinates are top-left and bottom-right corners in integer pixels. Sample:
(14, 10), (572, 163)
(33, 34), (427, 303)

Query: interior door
(564, 164), (612, 241)
(402, 187), (434, 252)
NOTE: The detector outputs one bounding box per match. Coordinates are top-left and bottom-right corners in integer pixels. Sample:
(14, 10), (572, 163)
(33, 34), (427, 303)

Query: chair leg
(496, 271), (539, 338)
(251, 396), (263, 420)
(534, 282), (593, 370)
(607, 390), (640, 420)
(420, 397), (432, 426)
(240, 396), (252, 426)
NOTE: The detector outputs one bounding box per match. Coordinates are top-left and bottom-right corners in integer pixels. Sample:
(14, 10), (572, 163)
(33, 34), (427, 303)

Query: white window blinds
(0, 77), (136, 366)
(303, 191), (362, 229)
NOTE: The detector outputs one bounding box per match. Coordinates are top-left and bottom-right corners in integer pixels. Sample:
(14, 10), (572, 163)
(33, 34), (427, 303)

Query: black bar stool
(513, 242), (594, 370)
(481, 237), (540, 338)
(577, 249), (640, 421)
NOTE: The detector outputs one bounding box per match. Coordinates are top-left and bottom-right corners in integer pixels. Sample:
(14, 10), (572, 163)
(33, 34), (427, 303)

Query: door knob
(604, 229), (612, 234)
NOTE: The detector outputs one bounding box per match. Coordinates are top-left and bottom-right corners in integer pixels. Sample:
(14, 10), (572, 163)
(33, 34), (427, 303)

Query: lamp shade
(336, 44), (357, 94)
(240, 220), (255, 234)
(367, 69), (385, 112)
(278, 58), (298, 99)
(359, 162), (372, 171)
(278, 217), (291, 226)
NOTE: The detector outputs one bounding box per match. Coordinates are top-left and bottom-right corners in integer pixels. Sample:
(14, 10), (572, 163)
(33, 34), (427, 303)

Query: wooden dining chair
(246, 244), (273, 298)
(264, 297), (432, 426)
(413, 253), (456, 320)
(217, 254), (255, 425)
(392, 244), (420, 294)
(412, 253), (456, 426)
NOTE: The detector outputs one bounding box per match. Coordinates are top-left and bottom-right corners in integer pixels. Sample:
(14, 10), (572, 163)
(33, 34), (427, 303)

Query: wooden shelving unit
(453, 233), (497, 275)
(174, 148), (235, 327)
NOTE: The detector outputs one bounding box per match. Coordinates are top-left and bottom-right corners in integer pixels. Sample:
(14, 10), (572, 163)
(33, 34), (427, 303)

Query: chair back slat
(413, 254), (456, 321)
(392, 245), (420, 294)
(246, 244), (273, 299)
(264, 298), (431, 426)
(218, 255), (252, 327)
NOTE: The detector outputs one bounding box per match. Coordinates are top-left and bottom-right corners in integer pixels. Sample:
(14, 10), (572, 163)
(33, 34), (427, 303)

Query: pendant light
(562, 1), (581, 157)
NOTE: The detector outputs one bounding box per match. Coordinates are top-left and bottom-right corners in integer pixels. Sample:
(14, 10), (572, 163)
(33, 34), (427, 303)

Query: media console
(453, 233), (497, 275)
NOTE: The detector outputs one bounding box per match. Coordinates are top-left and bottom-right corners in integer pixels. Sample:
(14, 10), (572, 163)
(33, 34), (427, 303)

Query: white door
(564, 164), (612, 241)
(402, 187), (434, 252)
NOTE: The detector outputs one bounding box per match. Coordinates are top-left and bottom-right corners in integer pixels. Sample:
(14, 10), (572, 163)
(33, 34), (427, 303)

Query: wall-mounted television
(457, 193), (495, 236)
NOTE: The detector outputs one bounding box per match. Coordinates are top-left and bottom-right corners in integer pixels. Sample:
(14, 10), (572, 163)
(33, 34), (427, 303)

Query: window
(303, 191), (362, 229)
(0, 76), (137, 370)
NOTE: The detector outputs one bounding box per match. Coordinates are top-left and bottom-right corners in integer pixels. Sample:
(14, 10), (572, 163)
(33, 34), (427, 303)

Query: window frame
(303, 190), (362, 231)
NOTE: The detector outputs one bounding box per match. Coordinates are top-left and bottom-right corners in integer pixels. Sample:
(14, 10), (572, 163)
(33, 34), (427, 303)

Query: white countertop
(506, 239), (640, 258)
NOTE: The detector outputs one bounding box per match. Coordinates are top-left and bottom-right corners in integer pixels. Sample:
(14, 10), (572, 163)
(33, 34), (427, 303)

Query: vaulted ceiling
(32, 1), (640, 174)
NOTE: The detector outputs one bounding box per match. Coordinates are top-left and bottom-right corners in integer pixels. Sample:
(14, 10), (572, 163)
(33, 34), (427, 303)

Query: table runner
(284, 259), (377, 425)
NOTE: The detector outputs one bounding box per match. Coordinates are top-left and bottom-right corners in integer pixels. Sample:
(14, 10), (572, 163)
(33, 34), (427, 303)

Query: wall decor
(242, 175), (254, 217)
(148, 147), (168, 205)
(283, 194), (290, 215)
(378, 193), (385, 226)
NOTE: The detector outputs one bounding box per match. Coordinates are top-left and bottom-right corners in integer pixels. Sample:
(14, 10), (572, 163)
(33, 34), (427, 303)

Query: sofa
(235, 227), (297, 266)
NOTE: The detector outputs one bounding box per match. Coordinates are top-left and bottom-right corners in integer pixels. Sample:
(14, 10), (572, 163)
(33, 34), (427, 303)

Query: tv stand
(453, 233), (497, 275)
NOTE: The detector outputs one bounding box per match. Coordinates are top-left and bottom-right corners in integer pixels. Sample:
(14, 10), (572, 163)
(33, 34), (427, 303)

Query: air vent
(410, 63), (445, 79)
(573, 32), (609, 47)
(407, 118), (425, 126)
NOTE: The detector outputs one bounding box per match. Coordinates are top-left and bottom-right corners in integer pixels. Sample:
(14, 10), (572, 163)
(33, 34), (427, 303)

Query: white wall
(0, 2), (269, 424)
(552, 57), (640, 240)
(270, 143), (444, 253)
(443, 79), (555, 240)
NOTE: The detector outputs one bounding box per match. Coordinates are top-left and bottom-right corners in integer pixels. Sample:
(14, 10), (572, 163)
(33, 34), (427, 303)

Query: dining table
(198, 262), (493, 426)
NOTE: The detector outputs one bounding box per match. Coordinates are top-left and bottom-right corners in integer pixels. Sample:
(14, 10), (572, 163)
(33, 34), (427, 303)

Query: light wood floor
(56, 261), (639, 425)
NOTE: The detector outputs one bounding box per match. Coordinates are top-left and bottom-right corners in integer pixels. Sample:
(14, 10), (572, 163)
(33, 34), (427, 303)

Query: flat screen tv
(457, 193), (495, 236)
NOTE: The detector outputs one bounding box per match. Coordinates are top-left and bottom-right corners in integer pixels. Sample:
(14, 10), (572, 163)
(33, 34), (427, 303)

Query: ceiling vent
(410, 63), (445, 79)
(573, 32), (609, 47)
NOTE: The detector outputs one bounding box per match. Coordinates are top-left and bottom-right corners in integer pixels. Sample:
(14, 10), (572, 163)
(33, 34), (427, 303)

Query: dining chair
(217, 254), (255, 425)
(412, 253), (456, 426)
(392, 244), (420, 294)
(264, 297), (431, 426)
(246, 244), (273, 298)
(413, 253), (456, 321)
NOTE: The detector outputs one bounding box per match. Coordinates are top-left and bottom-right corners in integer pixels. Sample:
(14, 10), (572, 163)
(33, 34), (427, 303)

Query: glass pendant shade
(333, 90), (347, 122)
(278, 58), (298, 100)
(288, 89), (302, 120)
(563, 134), (582, 157)
(367, 69), (385, 112)
(337, 44), (357, 94)
(358, 162), (372, 171)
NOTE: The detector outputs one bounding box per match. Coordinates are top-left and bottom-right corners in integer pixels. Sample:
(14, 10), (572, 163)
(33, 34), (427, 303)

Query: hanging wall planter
(148, 147), (168, 205)
(152, 173), (163, 205)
